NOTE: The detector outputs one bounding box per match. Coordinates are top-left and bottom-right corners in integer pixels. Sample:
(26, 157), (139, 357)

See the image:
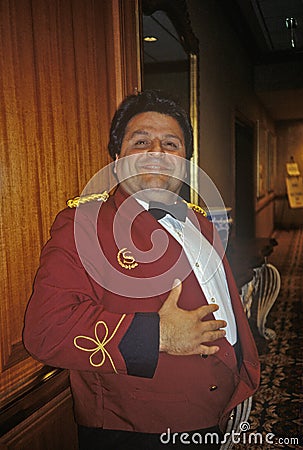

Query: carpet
(236, 227), (303, 449)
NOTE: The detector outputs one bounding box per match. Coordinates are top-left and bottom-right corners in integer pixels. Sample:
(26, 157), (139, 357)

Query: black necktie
(148, 201), (188, 222)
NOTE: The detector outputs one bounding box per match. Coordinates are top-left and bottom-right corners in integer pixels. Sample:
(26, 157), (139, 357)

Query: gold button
(195, 262), (200, 267)
(209, 385), (218, 391)
(211, 297), (216, 303)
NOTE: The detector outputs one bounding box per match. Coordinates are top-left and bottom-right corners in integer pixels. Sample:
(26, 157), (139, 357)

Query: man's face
(115, 111), (187, 202)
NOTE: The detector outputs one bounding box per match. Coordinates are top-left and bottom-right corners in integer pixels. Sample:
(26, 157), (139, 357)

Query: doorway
(141, 0), (199, 203)
(235, 119), (255, 238)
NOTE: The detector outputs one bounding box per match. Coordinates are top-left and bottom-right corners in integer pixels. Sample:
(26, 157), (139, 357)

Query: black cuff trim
(119, 313), (159, 378)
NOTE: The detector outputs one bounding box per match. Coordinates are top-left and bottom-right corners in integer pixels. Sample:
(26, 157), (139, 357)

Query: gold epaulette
(67, 191), (109, 208)
(186, 202), (207, 216)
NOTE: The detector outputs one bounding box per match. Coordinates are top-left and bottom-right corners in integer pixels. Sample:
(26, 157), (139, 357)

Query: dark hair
(108, 90), (193, 160)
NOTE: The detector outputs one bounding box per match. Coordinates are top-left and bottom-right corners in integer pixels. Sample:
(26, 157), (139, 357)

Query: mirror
(141, 0), (199, 203)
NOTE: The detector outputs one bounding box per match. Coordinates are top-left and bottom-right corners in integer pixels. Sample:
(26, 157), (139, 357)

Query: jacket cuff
(119, 312), (159, 378)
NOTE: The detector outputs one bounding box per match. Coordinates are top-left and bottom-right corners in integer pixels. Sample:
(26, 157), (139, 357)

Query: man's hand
(159, 279), (227, 356)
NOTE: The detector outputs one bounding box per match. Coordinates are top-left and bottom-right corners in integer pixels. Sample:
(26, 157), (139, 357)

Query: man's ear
(114, 154), (119, 174)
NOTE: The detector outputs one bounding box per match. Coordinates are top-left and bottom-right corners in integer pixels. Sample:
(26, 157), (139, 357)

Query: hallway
(239, 227), (303, 449)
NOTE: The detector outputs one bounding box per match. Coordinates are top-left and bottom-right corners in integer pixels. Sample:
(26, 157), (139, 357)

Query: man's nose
(148, 138), (165, 154)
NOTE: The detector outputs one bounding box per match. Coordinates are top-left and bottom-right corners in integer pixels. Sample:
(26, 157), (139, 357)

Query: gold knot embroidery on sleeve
(74, 314), (126, 373)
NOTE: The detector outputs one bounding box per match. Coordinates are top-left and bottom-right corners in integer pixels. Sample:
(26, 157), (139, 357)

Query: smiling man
(114, 111), (187, 203)
(23, 90), (260, 450)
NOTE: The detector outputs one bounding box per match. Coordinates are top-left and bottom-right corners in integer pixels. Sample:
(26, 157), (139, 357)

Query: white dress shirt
(137, 198), (237, 345)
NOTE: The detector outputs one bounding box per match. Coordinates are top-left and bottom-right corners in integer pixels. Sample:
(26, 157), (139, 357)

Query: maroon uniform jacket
(23, 186), (260, 433)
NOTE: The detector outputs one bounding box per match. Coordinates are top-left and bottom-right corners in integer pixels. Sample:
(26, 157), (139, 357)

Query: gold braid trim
(186, 202), (207, 216)
(74, 314), (126, 373)
(67, 191), (109, 208)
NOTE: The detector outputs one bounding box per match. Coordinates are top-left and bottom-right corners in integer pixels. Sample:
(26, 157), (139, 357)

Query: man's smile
(138, 163), (172, 172)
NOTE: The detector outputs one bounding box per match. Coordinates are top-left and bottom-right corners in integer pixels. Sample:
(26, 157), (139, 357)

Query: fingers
(198, 315), (227, 345)
(198, 344), (220, 356)
(172, 278), (181, 289)
(170, 278), (182, 302)
(160, 280), (228, 356)
(199, 326), (226, 343)
(203, 318), (227, 331)
(161, 279), (182, 312)
(194, 303), (221, 319)
(168, 344), (220, 357)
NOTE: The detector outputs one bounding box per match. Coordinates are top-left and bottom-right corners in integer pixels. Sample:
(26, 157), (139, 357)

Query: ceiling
(228, 0), (303, 59)
(142, 0), (303, 122)
(143, 10), (187, 63)
(222, 0), (303, 121)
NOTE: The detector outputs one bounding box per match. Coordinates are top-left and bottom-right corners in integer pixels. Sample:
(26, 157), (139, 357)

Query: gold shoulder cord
(186, 202), (207, 216)
(67, 191), (109, 208)
(66, 193), (206, 217)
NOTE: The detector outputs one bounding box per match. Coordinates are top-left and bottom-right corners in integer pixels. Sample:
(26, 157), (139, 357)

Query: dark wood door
(235, 120), (255, 238)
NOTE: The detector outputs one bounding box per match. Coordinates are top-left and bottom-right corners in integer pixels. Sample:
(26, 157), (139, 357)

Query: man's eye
(163, 140), (179, 149)
(134, 139), (150, 147)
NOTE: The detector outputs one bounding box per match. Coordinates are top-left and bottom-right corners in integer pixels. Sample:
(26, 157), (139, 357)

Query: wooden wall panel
(0, 0), (44, 402)
(0, 0), (141, 408)
(0, 388), (78, 450)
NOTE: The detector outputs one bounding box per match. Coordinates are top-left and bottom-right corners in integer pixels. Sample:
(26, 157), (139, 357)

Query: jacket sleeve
(23, 207), (159, 377)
